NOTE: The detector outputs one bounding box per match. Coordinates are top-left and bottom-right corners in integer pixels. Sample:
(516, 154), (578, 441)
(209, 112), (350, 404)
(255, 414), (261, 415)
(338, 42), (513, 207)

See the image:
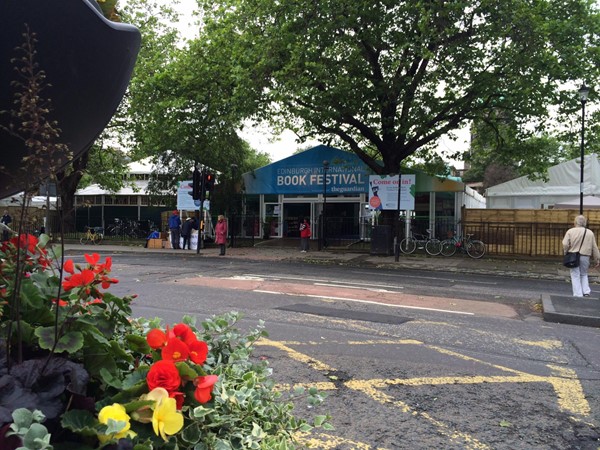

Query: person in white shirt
(562, 215), (600, 297)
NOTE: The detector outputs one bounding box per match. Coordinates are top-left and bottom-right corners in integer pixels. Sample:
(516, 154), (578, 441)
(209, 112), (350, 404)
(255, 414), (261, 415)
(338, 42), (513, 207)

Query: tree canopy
(193, 0), (600, 176)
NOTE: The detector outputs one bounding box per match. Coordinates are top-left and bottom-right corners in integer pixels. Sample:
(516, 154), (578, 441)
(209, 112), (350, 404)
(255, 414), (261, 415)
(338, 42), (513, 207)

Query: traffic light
(191, 168), (201, 200)
(204, 172), (215, 192)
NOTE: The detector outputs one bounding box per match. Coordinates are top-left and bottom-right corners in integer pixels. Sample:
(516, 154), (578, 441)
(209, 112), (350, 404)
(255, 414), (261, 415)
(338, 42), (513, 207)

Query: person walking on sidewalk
(168, 210), (182, 249)
(215, 215), (228, 256)
(299, 217), (311, 252)
(562, 215), (600, 297)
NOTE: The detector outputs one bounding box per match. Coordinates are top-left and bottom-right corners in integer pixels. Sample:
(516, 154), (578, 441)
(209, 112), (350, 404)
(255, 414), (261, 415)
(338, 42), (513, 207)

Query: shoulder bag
(563, 228), (587, 268)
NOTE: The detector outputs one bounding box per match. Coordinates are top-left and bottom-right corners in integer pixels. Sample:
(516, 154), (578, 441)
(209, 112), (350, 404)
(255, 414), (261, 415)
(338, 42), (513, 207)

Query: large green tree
(194, 0), (600, 177)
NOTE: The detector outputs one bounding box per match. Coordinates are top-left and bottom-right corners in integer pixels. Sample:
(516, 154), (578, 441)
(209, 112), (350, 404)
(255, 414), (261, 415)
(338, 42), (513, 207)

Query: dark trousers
(182, 235), (191, 249)
(170, 228), (180, 249)
(219, 243), (226, 255)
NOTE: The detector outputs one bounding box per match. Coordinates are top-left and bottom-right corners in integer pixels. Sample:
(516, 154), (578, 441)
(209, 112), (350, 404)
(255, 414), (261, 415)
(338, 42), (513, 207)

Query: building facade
(242, 145), (485, 241)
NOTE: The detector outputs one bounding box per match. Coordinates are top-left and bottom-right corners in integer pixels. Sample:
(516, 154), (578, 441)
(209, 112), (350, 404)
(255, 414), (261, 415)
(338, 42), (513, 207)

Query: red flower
(194, 375), (218, 404)
(188, 340), (208, 365)
(100, 277), (119, 289)
(172, 323), (197, 345)
(162, 337), (189, 362)
(63, 259), (75, 274)
(62, 269), (95, 291)
(147, 328), (167, 349)
(84, 253), (100, 266)
(147, 360), (181, 393)
(11, 234), (38, 253)
(84, 298), (103, 307)
(170, 391), (185, 410)
(51, 298), (68, 307)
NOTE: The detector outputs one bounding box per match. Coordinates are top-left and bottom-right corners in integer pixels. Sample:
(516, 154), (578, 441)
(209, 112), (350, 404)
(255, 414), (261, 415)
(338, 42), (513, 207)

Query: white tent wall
(486, 154), (600, 209)
(461, 185), (486, 209)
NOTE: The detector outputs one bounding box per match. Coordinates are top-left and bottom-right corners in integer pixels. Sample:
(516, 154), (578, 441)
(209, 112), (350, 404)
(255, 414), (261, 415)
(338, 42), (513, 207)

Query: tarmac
(60, 239), (600, 328)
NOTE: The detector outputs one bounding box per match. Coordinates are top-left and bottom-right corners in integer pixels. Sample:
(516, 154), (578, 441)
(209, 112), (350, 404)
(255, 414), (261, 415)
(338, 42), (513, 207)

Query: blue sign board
(243, 145), (371, 195)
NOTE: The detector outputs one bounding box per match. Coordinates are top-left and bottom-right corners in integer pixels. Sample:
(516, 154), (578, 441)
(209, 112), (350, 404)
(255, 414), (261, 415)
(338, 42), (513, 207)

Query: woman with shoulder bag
(562, 215), (600, 297)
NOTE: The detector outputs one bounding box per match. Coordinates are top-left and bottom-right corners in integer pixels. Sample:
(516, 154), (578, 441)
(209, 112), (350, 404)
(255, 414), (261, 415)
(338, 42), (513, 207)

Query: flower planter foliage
(0, 235), (329, 449)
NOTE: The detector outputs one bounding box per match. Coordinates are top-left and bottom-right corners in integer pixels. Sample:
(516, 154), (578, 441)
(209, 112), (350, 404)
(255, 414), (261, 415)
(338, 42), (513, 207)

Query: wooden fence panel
(462, 209), (600, 256)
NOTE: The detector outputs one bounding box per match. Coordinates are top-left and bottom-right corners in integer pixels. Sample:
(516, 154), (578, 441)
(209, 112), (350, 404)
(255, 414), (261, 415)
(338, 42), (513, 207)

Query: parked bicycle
(80, 226), (103, 245)
(400, 229), (442, 256)
(105, 218), (147, 239)
(440, 232), (486, 259)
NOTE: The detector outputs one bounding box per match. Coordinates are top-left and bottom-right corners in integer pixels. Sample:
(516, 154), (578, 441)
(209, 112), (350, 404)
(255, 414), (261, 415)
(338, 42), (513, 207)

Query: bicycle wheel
(400, 237), (417, 254)
(93, 233), (103, 245)
(80, 235), (89, 245)
(440, 239), (457, 256)
(466, 240), (486, 259)
(425, 239), (442, 256)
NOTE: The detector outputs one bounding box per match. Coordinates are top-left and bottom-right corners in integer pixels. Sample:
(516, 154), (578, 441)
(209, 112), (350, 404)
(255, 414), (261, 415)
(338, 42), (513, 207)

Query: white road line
(253, 290), (474, 316)
(245, 273), (404, 289)
(313, 282), (398, 293)
(350, 270), (499, 285)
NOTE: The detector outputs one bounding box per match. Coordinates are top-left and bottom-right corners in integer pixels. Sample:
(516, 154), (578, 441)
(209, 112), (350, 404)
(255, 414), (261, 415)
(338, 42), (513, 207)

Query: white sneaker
(301, 250), (307, 253)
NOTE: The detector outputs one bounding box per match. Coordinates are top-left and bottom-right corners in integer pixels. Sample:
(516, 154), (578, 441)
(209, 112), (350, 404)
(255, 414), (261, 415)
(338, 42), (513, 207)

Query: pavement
(59, 239), (600, 328)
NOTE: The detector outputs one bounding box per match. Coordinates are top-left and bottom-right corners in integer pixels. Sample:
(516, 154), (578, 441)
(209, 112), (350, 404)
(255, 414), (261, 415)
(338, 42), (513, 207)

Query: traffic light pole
(196, 166), (206, 255)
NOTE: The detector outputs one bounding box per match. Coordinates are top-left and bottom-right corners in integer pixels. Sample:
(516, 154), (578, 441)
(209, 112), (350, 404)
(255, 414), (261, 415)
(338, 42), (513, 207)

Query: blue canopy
(243, 145), (371, 195)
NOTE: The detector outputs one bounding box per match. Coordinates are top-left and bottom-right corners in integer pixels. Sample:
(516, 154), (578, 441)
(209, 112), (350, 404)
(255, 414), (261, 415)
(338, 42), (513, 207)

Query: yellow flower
(97, 403), (136, 443)
(146, 387), (184, 441)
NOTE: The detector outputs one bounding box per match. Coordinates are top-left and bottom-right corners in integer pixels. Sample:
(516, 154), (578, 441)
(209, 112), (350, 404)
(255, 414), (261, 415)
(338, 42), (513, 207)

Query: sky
(169, 0), (469, 167)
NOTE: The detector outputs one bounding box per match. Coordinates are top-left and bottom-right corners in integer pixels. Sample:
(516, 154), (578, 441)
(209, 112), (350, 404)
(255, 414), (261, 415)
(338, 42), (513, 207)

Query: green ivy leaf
(181, 422), (201, 444)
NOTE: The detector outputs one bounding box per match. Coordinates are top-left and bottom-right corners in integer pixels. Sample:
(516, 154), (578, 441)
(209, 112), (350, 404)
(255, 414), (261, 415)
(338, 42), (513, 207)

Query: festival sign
(368, 175), (416, 210)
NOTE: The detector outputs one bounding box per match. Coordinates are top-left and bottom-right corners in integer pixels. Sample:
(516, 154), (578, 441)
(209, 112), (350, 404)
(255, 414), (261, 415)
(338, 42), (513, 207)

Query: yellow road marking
(514, 339), (563, 349)
(345, 380), (492, 450)
(257, 335), (593, 447)
(295, 432), (389, 450)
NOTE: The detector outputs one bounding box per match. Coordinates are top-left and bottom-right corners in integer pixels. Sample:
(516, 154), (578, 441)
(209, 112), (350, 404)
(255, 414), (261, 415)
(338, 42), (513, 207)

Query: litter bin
(370, 225), (393, 255)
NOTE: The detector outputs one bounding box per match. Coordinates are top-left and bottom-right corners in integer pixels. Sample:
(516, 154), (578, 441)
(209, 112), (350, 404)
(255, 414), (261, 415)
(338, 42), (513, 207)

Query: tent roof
(486, 154), (600, 197)
(554, 195), (600, 209)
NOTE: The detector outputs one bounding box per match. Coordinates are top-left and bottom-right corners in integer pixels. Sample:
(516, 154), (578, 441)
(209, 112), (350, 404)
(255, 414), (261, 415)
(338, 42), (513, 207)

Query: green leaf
(313, 415), (327, 427)
(21, 423), (51, 449)
(105, 418), (127, 435)
(175, 361), (200, 379)
(181, 422), (201, 444)
(125, 334), (151, 353)
(11, 408), (36, 429)
(61, 409), (98, 437)
(20, 279), (46, 308)
(35, 328), (84, 353)
(38, 233), (50, 248)
(99, 367), (122, 389)
(499, 420), (512, 427)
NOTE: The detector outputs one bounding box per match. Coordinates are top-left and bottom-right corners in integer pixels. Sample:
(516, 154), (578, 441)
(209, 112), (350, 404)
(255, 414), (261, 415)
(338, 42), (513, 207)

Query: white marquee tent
(486, 154), (600, 209)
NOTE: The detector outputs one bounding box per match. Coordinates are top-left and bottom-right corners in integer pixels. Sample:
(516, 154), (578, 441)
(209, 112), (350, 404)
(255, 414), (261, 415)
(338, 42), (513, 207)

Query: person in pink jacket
(562, 215), (600, 297)
(215, 215), (228, 256)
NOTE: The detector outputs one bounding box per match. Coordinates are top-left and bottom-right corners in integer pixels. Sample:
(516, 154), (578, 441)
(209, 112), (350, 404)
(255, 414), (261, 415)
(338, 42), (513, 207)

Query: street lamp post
(579, 84), (590, 215)
(230, 164), (238, 248)
(322, 160), (329, 249)
(394, 170), (402, 262)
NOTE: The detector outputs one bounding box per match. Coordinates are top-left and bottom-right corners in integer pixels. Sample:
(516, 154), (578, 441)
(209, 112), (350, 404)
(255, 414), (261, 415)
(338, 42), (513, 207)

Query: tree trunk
(56, 151), (89, 232)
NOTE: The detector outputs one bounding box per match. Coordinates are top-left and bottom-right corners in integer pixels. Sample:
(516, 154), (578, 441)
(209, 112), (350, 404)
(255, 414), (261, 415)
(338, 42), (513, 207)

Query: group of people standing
(168, 210), (228, 255)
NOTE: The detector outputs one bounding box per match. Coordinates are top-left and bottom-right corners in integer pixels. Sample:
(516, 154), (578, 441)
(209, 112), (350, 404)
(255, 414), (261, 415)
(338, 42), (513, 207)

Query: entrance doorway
(282, 203), (310, 238)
